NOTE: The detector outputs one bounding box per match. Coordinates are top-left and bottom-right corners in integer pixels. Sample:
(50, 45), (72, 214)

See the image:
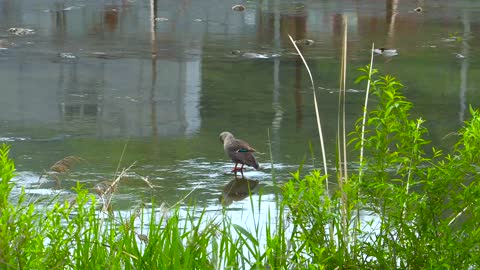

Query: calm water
(1, 0), (480, 219)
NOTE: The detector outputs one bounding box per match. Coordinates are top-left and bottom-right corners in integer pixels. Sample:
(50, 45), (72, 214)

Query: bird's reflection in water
(219, 177), (260, 206)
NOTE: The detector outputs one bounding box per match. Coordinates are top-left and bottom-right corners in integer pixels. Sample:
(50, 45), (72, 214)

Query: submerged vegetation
(1, 66), (480, 268)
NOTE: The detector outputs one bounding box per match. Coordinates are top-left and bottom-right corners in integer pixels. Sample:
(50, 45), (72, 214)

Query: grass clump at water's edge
(283, 68), (480, 268)
(1, 71), (480, 269)
(0, 150), (240, 269)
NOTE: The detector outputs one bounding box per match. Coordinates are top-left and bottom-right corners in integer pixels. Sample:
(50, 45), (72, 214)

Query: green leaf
(233, 224), (259, 247)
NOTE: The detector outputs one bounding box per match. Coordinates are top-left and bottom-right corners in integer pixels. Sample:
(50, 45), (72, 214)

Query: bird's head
(219, 131), (234, 143)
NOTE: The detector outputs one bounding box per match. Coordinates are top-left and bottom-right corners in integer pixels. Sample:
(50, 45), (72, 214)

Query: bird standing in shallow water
(219, 131), (259, 177)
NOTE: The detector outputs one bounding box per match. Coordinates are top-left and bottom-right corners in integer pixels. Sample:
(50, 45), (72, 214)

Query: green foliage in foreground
(1, 69), (480, 269)
(284, 68), (480, 268)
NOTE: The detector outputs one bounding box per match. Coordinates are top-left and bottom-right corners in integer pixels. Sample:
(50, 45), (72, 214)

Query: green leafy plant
(282, 66), (480, 269)
(0, 144), (230, 269)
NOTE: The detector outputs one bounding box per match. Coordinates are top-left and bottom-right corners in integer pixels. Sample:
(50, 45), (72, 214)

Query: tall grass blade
(402, 118), (424, 217)
(354, 42), (375, 261)
(448, 204), (470, 226)
(359, 43), (375, 179)
(115, 141), (129, 176)
(287, 34), (329, 190)
(335, 15), (349, 249)
(341, 16), (348, 184)
(101, 162), (137, 213)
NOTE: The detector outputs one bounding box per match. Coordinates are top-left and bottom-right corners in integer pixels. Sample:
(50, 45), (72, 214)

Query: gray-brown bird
(219, 131), (259, 176)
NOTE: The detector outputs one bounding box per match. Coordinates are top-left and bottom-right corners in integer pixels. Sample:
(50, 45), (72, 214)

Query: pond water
(2, 0), (480, 224)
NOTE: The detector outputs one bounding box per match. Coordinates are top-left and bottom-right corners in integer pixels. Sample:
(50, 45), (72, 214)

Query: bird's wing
(231, 148), (259, 168)
(229, 139), (256, 153)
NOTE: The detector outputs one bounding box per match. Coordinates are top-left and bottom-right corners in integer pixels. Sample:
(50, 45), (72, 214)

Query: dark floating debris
(0, 136), (28, 141)
(91, 51), (119, 59)
(408, 7), (423, 14)
(8, 27), (35, 36)
(231, 50), (270, 59)
(242, 52), (269, 59)
(59, 52), (77, 59)
(295, 39), (315, 45)
(442, 32), (463, 43)
(373, 48), (398, 57)
(232, 5), (246, 11)
(63, 6), (80, 11)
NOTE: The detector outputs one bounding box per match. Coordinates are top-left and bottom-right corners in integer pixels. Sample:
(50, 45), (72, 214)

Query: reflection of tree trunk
(459, 11), (470, 122)
(104, 8), (118, 32)
(332, 13), (343, 56)
(294, 14), (306, 129)
(271, 0), (282, 158)
(54, 4), (67, 36)
(281, 13), (307, 129)
(57, 62), (65, 123)
(294, 58), (303, 129)
(150, 0), (158, 137)
(17, 62), (26, 125)
(386, 0), (398, 48)
(98, 63), (106, 136)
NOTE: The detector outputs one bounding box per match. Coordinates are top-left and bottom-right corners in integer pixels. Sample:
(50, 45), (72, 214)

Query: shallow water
(2, 0), (480, 224)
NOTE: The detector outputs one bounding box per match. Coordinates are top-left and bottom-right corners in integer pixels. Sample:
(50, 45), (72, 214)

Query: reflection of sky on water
(1, 0), (211, 138)
(13, 158), (297, 207)
(1, 0), (480, 140)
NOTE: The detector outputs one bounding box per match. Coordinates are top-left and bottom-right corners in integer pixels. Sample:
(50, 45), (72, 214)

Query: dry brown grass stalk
(38, 155), (84, 186)
(99, 162), (137, 213)
(287, 34), (329, 191)
(94, 181), (118, 197)
(337, 15), (349, 247)
(49, 156), (83, 173)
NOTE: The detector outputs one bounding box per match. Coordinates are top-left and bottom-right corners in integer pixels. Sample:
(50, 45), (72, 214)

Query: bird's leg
(231, 163), (239, 172)
(240, 164), (245, 171)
